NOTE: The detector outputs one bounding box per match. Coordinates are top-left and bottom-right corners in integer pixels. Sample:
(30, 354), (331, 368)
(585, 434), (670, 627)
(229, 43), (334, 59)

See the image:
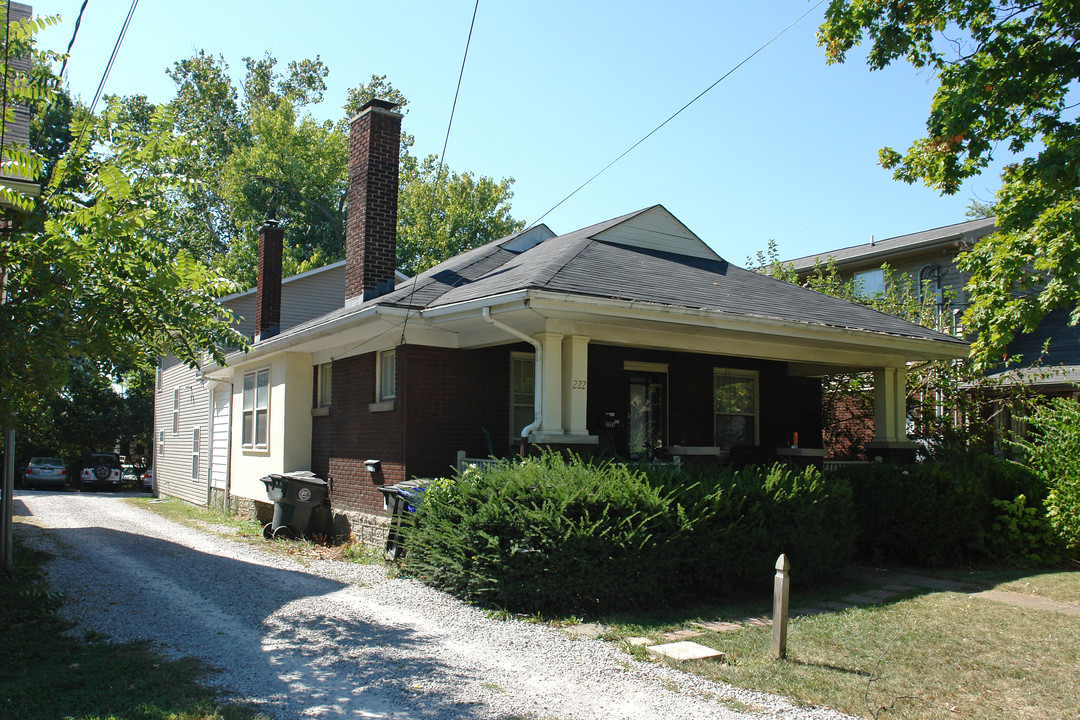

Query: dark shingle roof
(276, 206), (965, 346)
(786, 217), (997, 272)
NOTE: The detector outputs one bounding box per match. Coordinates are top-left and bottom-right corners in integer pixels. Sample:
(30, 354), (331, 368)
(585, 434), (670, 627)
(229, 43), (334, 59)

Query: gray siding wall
(154, 356), (209, 506)
(154, 263), (346, 505)
(225, 263), (346, 338)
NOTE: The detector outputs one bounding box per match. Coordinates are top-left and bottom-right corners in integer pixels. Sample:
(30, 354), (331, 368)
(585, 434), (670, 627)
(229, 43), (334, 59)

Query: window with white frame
(377, 348), (396, 402)
(172, 388), (179, 434)
(242, 368), (270, 449)
(191, 427), (201, 481)
(714, 369), (759, 450)
(316, 362), (332, 408)
(157, 429), (164, 459)
(510, 354), (535, 444)
(854, 268), (886, 298)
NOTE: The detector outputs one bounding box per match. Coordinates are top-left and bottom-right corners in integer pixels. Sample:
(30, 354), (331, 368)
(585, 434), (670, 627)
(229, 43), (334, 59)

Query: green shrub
(403, 454), (686, 614)
(839, 456), (1058, 566)
(1016, 398), (1080, 550)
(404, 453), (855, 614)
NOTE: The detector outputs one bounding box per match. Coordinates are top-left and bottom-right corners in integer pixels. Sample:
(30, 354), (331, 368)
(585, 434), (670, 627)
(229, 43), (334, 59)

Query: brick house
(179, 98), (970, 533)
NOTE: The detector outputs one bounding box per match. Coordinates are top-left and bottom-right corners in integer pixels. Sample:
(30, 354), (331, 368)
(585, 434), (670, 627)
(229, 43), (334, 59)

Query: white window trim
(377, 348), (396, 402)
(242, 368), (271, 451)
(713, 368), (760, 449)
(157, 429), (164, 459)
(316, 362), (332, 408)
(191, 427), (201, 481)
(509, 352), (536, 444)
(172, 388), (179, 435)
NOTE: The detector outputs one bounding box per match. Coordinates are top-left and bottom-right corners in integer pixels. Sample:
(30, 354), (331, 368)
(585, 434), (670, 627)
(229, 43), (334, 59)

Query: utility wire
(525, 0), (827, 230)
(57, 0), (89, 79)
(399, 0), (480, 345)
(49, 0), (139, 197)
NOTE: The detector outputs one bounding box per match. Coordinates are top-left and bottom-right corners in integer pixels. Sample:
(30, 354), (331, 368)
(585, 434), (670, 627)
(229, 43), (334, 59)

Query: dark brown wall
(312, 344), (517, 515)
(315, 342), (825, 515)
(586, 345), (822, 456)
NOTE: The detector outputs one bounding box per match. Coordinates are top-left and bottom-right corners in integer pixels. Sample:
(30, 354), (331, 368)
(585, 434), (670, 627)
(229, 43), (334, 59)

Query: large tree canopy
(152, 57), (522, 286)
(818, 1), (1080, 366)
(0, 11), (246, 426)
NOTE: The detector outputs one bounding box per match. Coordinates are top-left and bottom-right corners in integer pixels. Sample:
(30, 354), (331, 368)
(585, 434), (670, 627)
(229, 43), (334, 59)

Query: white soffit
(593, 205), (721, 261)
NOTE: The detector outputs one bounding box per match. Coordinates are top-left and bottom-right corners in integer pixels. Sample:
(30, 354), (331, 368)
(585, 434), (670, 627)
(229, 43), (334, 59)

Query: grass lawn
(608, 569), (1080, 720)
(1, 534), (267, 720)
(130, 496), (384, 564)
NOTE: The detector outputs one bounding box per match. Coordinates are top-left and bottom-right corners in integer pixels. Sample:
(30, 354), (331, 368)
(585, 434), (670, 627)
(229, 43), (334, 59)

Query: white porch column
(536, 332), (564, 435)
(873, 366), (907, 443)
(561, 335), (590, 436)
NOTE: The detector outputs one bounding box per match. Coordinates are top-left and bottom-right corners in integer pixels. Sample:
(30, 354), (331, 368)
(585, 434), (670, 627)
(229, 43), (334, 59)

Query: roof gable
(592, 205), (721, 261)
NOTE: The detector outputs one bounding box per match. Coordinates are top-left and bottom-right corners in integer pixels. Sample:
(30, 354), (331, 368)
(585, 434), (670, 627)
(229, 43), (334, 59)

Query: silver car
(24, 457), (68, 488)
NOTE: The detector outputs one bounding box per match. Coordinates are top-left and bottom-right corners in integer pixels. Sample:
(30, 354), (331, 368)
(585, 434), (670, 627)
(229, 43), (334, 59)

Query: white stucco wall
(227, 352), (313, 503)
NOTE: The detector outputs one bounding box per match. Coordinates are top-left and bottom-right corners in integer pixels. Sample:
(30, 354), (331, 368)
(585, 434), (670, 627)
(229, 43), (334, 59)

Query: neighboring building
(176, 99), (967, 536)
(785, 218), (1080, 455)
(0, 3), (39, 208)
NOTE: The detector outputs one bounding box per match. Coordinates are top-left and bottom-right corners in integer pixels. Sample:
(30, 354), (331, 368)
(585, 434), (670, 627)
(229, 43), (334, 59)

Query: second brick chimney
(345, 98), (403, 305)
(255, 221), (284, 341)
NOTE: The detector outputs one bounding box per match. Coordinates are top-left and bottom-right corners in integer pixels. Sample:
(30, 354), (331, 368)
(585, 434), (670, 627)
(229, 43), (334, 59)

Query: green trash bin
(259, 471), (328, 539)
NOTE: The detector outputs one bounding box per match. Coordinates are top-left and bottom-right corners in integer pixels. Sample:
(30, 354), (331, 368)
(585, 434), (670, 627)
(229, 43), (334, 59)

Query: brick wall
(345, 100), (401, 301)
(312, 344), (515, 516)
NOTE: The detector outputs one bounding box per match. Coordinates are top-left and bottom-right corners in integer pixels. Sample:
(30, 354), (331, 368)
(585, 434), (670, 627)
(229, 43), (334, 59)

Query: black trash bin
(259, 471), (328, 539)
(377, 478), (431, 559)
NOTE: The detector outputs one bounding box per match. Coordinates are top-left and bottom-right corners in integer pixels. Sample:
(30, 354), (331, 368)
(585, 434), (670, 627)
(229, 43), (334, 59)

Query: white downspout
(482, 307), (542, 441)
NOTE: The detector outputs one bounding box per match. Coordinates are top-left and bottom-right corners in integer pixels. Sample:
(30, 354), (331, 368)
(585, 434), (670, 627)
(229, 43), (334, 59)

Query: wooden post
(771, 553), (790, 659)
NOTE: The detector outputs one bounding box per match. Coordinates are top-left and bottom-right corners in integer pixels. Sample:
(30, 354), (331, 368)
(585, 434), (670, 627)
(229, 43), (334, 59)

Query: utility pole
(1, 267), (11, 573)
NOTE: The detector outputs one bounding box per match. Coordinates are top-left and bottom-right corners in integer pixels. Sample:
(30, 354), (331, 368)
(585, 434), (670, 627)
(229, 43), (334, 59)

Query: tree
(818, 1), (1080, 367)
(752, 243), (1024, 459)
(0, 10), (247, 428)
(147, 61), (521, 286)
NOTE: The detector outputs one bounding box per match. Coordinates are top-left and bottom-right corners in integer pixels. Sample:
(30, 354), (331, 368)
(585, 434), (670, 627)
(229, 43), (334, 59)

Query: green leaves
(819, 1), (1080, 364)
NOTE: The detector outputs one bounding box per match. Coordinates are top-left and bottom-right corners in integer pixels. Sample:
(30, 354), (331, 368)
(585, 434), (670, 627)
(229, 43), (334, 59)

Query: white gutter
(482, 306), (542, 441)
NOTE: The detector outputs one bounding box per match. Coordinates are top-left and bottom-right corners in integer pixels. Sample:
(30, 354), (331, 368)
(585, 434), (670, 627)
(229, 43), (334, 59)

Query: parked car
(80, 452), (122, 491)
(23, 457), (68, 489)
(140, 466), (154, 492)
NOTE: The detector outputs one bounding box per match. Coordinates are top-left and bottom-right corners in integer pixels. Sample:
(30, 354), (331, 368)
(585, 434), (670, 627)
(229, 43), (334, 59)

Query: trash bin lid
(270, 471), (327, 487)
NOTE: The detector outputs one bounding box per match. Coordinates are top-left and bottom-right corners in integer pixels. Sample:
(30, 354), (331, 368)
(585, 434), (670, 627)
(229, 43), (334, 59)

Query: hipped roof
(280, 205), (964, 347)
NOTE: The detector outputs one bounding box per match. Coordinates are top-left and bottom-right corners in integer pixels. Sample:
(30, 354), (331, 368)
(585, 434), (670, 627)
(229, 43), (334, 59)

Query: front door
(627, 372), (666, 460)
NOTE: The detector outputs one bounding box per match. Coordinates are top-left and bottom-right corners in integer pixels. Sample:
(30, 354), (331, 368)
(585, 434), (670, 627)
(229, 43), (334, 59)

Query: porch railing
(822, 459), (871, 474)
(455, 450), (500, 474)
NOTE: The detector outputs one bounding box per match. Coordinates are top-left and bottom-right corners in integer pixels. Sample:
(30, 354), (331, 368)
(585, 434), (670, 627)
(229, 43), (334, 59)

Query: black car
(80, 453), (123, 491)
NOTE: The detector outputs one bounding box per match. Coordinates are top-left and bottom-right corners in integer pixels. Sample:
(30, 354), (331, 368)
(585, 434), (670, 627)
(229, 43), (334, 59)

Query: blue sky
(36, 0), (1006, 263)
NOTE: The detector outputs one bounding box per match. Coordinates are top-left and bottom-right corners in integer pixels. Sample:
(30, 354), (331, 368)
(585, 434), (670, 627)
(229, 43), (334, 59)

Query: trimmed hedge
(403, 453), (854, 614)
(836, 455), (1062, 566)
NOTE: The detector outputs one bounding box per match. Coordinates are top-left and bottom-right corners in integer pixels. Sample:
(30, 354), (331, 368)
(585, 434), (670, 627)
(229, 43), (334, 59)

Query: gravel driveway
(14, 490), (852, 720)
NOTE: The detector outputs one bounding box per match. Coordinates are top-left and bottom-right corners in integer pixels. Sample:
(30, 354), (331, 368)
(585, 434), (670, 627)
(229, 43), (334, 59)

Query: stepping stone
(842, 594), (879, 605)
(740, 616), (773, 627)
(659, 629), (704, 641)
(692, 620), (743, 632)
(820, 601), (855, 611)
(563, 622), (611, 638)
(863, 589), (900, 600)
(791, 607), (827, 616)
(624, 636), (651, 646)
(883, 584), (916, 593)
(647, 641), (725, 662)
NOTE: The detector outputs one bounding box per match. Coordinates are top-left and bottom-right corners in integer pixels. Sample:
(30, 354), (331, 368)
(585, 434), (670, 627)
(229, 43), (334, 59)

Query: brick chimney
(255, 221), (283, 341)
(345, 98), (402, 305)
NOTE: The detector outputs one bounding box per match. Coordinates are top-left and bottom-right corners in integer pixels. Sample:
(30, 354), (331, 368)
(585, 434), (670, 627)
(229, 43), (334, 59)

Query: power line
(399, 0), (481, 345)
(49, 0), (139, 197)
(57, 0), (89, 80)
(525, 0), (827, 230)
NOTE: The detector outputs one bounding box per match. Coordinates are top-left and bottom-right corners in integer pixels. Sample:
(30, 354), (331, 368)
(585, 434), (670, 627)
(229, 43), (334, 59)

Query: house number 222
(572, 379), (587, 389)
